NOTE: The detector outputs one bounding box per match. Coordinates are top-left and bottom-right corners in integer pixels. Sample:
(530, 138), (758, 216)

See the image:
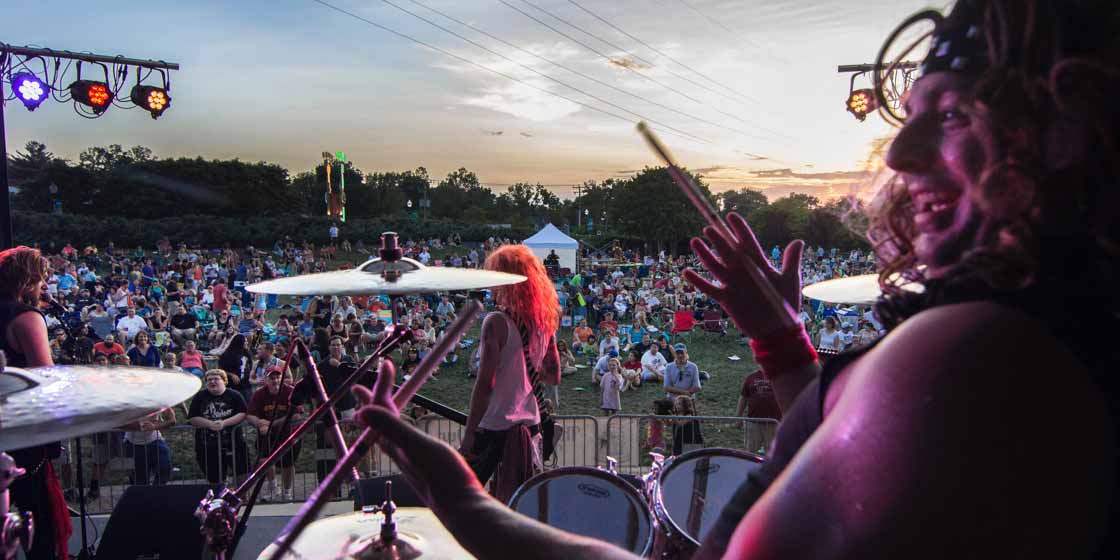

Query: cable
(565, 0), (753, 104)
(308, 0), (710, 145)
(377, 0), (708, 142)
(503, 0), (794, 142)
(496, 0), (701, 104)
(392, 0), (773, 143)
(675, 0), (772, 56)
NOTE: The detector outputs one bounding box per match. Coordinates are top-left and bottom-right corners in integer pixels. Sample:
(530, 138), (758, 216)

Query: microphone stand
(195, 327), (411, 559)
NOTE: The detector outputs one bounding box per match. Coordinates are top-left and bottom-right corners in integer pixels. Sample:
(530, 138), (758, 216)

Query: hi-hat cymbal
(257, 509), (474, 559)
(247, 257), (526, 296)
(802, 273), (924, 306)
(0, 365), (201, 451)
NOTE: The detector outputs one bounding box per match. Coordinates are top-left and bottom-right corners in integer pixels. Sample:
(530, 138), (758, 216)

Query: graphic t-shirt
(188, 389), (247, 447)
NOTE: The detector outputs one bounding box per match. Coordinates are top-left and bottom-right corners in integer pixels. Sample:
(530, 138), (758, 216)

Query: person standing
(247, 367), (300, 502)
(188, 369), (249, 485)
(663, 343), (701, 399)
(0, 246), (71, 559)
(460, 245), (560, 502)
(737, 369), (781, 455)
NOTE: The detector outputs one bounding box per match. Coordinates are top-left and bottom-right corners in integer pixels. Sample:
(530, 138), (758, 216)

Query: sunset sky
(5, 0), (938, 201)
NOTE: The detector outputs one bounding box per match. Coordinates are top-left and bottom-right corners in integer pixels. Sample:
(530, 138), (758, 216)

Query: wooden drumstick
(636, 122), (796, 329)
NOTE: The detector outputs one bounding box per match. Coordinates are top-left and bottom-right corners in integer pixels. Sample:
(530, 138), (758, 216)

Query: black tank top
(697, 296), (1119, 559)
(0, 299), (43, 367)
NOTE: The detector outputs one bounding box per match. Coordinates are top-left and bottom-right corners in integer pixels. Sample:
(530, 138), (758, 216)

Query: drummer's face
(886, 72), (990, 273)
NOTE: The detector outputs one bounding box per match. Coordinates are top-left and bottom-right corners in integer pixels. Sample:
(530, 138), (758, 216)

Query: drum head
(509, 468), (653, 555)
(658, 448), (763, 546)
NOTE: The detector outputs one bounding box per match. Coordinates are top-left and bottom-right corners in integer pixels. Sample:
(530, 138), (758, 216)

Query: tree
(607, 167), (710, 254)
(720, 188), (769, 216)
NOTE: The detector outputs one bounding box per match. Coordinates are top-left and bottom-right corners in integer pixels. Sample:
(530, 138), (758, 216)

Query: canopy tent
(523, 223), (578, 272)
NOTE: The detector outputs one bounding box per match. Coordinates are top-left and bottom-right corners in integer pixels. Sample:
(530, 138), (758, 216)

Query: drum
(508, 467), (654, 557)
(651, 448), (764, 559)
(256, 508), (474, 559)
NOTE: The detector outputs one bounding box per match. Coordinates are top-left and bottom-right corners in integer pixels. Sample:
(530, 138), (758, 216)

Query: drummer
(0, 246), (72, 559)
(349, 1), (1120, 558)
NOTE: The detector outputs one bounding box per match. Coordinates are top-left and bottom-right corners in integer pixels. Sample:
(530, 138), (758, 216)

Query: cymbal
(802, 273), (924, 305)
(0, 365), (201, 451)
(257, 508), (474, 559)
(247, 257), (526, 296)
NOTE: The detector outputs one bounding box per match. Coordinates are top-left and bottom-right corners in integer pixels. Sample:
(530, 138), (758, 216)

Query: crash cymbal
(0, 365), (201, 451)
(247, 257), (526, 296)
(257, 508), (474, 559)
(802, 273), (924, 306)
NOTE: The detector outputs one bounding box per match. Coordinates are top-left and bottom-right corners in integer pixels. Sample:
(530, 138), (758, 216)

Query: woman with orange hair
(459, 244), (561, 501)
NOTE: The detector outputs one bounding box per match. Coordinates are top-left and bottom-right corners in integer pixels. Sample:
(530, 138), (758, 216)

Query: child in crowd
(600, 357), (623, 416)
(671, 396), (704, 456)
(620, 350), (642, 391)
(647, 398), (674, 454)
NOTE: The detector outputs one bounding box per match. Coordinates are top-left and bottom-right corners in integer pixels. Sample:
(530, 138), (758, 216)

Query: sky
(4, 0), (939, 201)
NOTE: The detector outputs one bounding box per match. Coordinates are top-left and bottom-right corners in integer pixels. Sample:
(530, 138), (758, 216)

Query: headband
(920, 0), (989, 76)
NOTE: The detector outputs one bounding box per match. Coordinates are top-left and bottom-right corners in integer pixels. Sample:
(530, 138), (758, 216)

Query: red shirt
(93, 341), (125, 356)
(598, 320), (618, 335)
(740, 370), (781, 420)
(212, 283), (229, 313)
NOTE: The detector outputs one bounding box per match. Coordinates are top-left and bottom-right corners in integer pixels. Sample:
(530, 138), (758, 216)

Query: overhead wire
(564, 0), (753, 104)
(308, 0), (710, 145)
(504, 0), (795, 142)
(398, 0), (778, 143)
(375, 0), (711, 144)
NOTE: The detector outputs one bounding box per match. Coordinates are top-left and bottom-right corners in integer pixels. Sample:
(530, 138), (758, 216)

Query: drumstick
(267, 305), (482, 560)
(393, 299), (482, 408)
(636, 122), (796, 329)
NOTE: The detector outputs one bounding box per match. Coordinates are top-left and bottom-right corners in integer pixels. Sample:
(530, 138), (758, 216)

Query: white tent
(523, 223), (579, 272)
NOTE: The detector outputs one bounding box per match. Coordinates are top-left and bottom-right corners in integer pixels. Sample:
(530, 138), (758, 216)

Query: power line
(375, 0), (710, 144)
(674, 0), (786, 63)
(565, 0), (753, 104)
(538, 0), (754, 107)
(495, 0), (702, 105)
(401, 0), (779, 144)
(307, 0), (709, 145)
(508, 0), (794, 142)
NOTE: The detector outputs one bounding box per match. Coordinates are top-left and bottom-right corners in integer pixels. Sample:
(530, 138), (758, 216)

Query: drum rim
(654, 447), (765, 547)
(508, 466), (654, 556)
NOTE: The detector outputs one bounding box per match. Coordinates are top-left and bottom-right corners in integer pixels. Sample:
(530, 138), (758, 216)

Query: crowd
(31, 233), (876, 502)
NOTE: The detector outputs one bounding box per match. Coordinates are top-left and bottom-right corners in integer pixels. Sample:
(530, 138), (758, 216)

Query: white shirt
(116, 315), (148, 341)
(641, 350), (668, 376)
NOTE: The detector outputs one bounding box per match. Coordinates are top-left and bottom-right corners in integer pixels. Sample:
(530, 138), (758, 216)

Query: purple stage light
(11, 72), (49, 111)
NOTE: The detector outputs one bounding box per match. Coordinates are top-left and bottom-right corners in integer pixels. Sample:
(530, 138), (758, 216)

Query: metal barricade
(605, 414), (780, 476)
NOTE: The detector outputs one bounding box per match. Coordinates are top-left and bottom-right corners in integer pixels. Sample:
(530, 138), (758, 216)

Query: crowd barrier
(604, 414), (780, 476)
(59, 414), (770, 514)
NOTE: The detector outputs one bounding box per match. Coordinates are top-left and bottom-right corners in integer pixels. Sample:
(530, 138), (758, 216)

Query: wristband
(749, 324), (818, 377)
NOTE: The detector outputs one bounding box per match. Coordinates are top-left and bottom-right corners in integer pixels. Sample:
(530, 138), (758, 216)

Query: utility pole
(1, 43), (179, 249)
(573, 183), (585, 228)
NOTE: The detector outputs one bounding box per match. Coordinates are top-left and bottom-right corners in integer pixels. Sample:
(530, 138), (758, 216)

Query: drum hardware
(0, 453), (31, 560)
(346, 481), (423, 560)
(265, 302), (482, 560)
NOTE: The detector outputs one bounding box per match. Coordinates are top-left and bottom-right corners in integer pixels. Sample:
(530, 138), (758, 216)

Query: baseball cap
(266, 365), (285, 377)
(608, 349), (619, 358)
(673, 343), (687, 352)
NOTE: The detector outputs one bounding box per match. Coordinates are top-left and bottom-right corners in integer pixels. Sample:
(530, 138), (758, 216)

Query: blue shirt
(663, 360), (701, 395)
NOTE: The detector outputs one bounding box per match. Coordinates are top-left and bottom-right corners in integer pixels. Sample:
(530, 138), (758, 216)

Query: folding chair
(700, 309), (727, 336)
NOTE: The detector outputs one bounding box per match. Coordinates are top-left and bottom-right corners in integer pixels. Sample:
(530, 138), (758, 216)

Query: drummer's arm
(723, 303), (1104, 559)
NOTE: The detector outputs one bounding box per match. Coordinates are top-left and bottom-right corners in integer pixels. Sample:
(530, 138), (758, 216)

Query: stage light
(11, 72), (49, 111)
(68, 80), (113, 114)
(846, 88), (877, 122)
(130, 85), (171, 119)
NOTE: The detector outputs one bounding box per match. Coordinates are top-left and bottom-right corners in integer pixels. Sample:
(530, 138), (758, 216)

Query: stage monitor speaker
(95, 484), (211, 560)
(353, 475), (425, 510)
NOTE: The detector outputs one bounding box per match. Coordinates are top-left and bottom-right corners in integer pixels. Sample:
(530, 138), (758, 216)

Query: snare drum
(651, 448), (764, 559)
(509, 467), (654, 557)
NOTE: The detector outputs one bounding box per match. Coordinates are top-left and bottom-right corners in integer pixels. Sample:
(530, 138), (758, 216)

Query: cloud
(740, 151), (769, 161)
(749, 168), (868, 181)
(520, 132), (534, 138)
(462, 82), (583, 122)
(481, 130), (504, 136)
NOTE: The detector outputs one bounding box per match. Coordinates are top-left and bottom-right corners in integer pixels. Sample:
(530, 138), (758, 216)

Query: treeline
(8, 141), (869, 253)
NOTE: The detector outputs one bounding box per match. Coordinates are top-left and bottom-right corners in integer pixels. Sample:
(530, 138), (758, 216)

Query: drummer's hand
(682, 212), (803, 339)
(351, 360), (483, 509)
(0, 452), (25, 492)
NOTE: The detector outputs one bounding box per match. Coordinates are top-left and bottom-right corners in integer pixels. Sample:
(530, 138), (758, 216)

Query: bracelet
(749, 324), (818, 377)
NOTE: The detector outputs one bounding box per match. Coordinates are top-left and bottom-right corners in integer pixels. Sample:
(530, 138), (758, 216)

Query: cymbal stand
(196, 327), (412, 558)
(265, 300), (482, 560)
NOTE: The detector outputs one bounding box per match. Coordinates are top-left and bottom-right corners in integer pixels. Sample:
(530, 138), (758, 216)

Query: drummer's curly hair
(0, 246), (49, 307)
(485, 244), (559, 370)
(870, 0), (1120, 328)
